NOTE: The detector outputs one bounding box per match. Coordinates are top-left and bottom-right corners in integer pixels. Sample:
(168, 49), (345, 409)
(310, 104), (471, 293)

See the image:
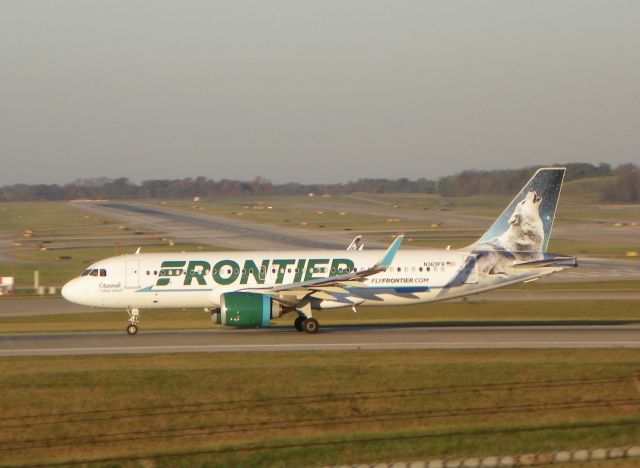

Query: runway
(1, 324), (639, 356)
(76, 201), (349, 250)
(3, 287), (640, 318)
(72, 201), (640, 283)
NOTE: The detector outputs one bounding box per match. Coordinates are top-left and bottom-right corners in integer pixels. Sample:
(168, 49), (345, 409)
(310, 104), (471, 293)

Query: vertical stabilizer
(470, 168), (565, 253)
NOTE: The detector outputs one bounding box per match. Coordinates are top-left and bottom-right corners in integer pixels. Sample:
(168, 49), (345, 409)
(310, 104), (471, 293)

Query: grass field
(1, 349), (639, 467)
(158, 196), (434, 232)
(1, 199), (639, 467)
(1, 194), (637, 295)
(0, 201), (229, 288)
(156, 189), (640, 257)
(1, 299), (638, 333)
(0, 243), (219, 289)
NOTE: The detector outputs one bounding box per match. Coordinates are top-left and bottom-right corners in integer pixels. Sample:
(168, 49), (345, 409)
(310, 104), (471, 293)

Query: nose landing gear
(126, 308), (140, 335)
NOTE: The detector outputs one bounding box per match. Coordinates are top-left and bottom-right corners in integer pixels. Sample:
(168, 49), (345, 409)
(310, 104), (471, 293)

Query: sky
(1, 0), (638, 185)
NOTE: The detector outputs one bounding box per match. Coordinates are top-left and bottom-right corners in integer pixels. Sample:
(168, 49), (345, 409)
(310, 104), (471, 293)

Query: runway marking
(2, 340), (640, 355)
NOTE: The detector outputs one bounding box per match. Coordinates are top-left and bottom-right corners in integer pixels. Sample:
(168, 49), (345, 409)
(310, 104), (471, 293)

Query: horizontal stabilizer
(512, 256), (577, 269)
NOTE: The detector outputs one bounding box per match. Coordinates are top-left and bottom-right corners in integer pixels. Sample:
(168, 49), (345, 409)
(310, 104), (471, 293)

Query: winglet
(346, 235), (365, 251)
(376, 233), (404, 269)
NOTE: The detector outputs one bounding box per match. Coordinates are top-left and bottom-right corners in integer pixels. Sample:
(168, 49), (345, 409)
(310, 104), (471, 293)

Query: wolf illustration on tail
(467, 168), (565, 275)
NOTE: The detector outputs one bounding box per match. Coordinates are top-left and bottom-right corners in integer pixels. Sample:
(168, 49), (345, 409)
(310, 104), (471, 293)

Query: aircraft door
(125, 259), (141, 289)
(464, 256), (478, 284)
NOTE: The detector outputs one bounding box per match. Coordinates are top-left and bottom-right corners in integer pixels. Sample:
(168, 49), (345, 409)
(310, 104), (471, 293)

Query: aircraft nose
(61, 278), (82, 304)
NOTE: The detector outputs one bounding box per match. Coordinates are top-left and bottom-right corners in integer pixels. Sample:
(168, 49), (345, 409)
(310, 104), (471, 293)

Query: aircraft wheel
(294, 316), (306, 332)
(126, 324), (138, 335)
(303, 318), (319, 334)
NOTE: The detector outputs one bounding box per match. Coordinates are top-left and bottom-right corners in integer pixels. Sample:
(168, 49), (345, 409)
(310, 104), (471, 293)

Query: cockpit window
(82, 268), (107, 277)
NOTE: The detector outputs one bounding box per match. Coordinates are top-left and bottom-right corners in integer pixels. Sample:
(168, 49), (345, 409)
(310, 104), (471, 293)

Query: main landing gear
(294, 315), (319, 334)
(126, 308), (140, 335)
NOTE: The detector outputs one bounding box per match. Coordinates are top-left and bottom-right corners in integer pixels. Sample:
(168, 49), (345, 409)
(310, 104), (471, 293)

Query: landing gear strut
(293, 315), (319, 334)
(126, 308), (140, 335)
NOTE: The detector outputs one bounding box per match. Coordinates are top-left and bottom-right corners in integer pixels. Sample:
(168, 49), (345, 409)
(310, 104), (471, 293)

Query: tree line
(0, 162), (637, 202)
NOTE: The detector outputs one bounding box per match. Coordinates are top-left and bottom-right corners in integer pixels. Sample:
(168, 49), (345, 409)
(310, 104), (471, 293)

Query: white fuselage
(61, 248), (561, 311)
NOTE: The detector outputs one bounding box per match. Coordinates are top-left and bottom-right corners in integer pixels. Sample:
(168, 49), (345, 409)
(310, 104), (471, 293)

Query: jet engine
(220, 292), (283, 328)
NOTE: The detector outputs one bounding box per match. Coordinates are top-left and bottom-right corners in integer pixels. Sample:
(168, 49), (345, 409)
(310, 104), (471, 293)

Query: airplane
(62, 168), (577, 335)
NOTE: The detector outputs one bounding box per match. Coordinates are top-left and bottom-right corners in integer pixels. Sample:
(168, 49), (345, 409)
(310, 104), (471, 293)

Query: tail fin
(469, 167), (565, 253)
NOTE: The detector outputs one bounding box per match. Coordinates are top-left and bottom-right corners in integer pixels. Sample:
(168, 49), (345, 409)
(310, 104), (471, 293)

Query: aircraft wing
(241, 234), (404, 305)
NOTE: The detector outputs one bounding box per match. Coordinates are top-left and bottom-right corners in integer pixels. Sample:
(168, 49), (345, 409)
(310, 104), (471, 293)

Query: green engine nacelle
(220, 292), (282, 328)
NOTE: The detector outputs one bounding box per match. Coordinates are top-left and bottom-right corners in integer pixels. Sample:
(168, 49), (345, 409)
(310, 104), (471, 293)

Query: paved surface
(553, 257), (640, 283)
(75, 202), (350, 250)
(1, 324), (639, 356)
(0, 297), (116, 317)
(2, 288), (640, 318)
(72, 202), (640, 283)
